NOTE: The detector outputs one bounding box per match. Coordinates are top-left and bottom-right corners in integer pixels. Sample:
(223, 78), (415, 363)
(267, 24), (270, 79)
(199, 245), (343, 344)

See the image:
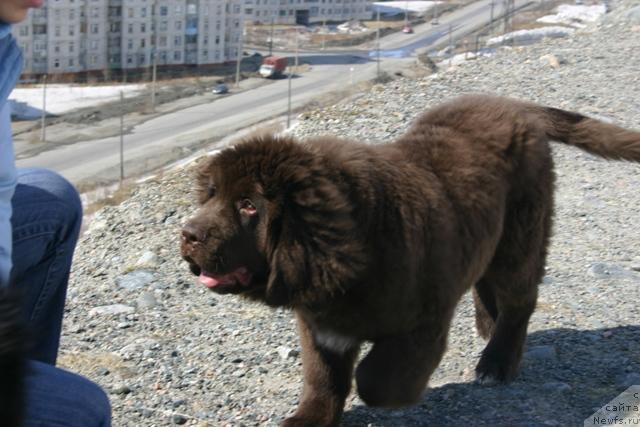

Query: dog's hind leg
(473, 279), (498, 340)
(474, 187), (553, 384)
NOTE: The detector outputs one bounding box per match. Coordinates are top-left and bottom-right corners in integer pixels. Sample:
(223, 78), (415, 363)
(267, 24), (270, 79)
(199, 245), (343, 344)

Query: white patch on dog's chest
(313, 328), (359, 353)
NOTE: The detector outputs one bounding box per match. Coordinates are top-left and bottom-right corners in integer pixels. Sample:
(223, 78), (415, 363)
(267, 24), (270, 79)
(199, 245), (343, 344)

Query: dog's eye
(238, 199), (257, 216)
(207, 186), (217, 198)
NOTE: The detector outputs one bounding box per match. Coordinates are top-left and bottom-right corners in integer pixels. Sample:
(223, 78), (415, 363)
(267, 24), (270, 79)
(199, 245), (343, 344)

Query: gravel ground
(60, 2), (640, 426)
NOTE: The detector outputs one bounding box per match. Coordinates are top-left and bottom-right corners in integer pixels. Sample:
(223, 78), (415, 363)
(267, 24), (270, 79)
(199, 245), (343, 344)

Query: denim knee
(24, 361), (112, 427)
(16, 168), (82, 238)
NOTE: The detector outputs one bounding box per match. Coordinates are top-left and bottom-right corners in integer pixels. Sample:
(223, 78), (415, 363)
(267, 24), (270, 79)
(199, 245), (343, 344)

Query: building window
(91, 40), (99, 50)
(174, 35), (182, 46)
(91, 7), (100, 18)
(68, 58), (74, 67)
(159, 36), (167, 47)
(54, 59), (60, 68)
(141, 23), (146, 33)
(159, 21), (168, 31)
(91, 24), (99, 34)
(160, 6), (168, 16)
(69, 27), (75, 36)
(175, 5), (182, 13)
(215, 36), (220, 44)
(54, 44), (60, 53)
(141, 38), (146, 48)
(69, 42), (74, 53)
(18, 26), (28, 36)
(55, 26), (61, 37)
(128, 8), (134, 18)
(174, 51), (181, 61)
(202, 50), (208, 57)
(141, 7), (147, 17)
(175, 21), (182, 30)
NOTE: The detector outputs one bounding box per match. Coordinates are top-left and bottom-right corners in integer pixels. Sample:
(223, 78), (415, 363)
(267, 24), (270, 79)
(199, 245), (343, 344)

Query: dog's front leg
(281, 312), (360, 427)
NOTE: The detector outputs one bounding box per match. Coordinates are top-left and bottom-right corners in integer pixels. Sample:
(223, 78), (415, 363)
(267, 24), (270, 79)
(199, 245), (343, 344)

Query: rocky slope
(60, 2), (640, 426)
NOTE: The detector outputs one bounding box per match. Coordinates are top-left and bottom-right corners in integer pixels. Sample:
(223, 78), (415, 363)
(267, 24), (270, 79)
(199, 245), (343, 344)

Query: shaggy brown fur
(180, 95), (640, 426)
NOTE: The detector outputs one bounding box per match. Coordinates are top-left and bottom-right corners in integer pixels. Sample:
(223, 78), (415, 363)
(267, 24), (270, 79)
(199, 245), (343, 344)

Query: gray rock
(616, 373), (640, 388)
(588, 263), (640, 281)
(542, 382), (572, 393)
(89, 304), (135, 316)
(135, 251), (162, 268)
(136, 291), (158, 309)
(171, 414), (188, 425)
(116, 270), (155, 291)
(111, 385), (132, 395)
(277, 346), (299, 360)
(626, 5), (640, 23)
(524, 345), (557, 361)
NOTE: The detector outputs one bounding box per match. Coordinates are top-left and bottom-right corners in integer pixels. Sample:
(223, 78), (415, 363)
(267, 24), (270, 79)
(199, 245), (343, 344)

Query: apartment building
(13, 0), (244, 76)
(245, 0), (372, 26)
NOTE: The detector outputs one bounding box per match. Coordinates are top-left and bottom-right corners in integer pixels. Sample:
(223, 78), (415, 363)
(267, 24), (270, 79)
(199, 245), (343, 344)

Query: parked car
(212, 84), (228, 94)
(402, 24), (413, 34)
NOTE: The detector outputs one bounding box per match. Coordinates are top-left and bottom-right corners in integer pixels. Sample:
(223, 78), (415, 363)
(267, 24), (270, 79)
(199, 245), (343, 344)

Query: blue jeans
(11, 168), (111, 427)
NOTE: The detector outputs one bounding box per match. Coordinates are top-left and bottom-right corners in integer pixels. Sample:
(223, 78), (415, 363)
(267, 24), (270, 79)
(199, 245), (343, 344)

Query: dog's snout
(181, 223), (206, 245)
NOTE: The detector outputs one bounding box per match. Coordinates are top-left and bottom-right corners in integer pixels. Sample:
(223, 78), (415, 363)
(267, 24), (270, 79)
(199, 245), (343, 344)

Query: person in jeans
(0, 1), (111, 425)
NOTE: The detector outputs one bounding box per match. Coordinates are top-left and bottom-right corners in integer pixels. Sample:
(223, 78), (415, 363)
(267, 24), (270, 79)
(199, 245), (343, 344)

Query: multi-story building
(13, 0), (244, 76)
(13, 0), (371, 76)
(246, 0), (372, 25)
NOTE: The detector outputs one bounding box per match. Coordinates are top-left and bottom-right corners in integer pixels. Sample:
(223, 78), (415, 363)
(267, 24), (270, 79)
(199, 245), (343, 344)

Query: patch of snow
(486, 26), (575, 47)
(436, 51), (493, 68)
(373, 1), (439, 16)
(537, 4), (607, 28)
(9, 83), (147, 117)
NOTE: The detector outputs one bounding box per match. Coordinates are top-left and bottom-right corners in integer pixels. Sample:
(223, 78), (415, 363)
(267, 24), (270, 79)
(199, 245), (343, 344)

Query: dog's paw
(475, 350), (520, 385)
(281, 414), (337, 427)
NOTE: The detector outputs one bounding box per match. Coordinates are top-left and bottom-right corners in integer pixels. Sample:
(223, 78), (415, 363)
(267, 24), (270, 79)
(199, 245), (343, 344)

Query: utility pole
(235, 13), (244, 88)
(376, 8), (380, 79)
(150, 0), (157, 112)
(269, 17), (274, 56)
(404, 0), (408, 26)
(433, 1), (439, 24)
(490, 1), (495, 31)
(287, 63), (292, 128)
(40, 74), (47, 142)
(448, 23), (453, 67)
(119, 91), (124, 186)
(294, 27), (299, 68)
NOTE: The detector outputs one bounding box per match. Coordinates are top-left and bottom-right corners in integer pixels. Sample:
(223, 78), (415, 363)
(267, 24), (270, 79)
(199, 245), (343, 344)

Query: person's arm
(0, 101), (17, 287)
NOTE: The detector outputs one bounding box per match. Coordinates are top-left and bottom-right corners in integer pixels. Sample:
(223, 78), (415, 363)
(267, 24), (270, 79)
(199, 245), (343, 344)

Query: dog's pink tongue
(199, 268), (250, 289)
(199, 273), (221, 288)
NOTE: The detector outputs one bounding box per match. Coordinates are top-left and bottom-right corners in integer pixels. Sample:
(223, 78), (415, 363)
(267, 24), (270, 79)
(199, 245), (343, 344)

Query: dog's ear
(265, 168), (367, 307)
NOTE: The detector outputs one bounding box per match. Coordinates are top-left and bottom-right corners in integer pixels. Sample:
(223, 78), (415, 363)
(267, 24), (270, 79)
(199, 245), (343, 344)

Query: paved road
(17, 0), (532, 186)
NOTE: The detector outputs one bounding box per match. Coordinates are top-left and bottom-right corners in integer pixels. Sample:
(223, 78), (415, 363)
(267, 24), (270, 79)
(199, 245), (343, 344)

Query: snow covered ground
(486, 26), (576, 46)
(9, 83), (146, 118)
(485, 4), (606, 46)
(537, 4), (607, 28)
(373, 1), (439, 16)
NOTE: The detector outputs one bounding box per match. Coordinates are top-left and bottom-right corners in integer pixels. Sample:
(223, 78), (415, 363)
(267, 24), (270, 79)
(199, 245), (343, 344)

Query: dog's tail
(0, 286), (25, 427)
(537, 106), (640, 162)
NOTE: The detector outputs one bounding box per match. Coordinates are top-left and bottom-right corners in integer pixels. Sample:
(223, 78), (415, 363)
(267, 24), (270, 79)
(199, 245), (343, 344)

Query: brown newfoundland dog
(181, 95), (640, 426)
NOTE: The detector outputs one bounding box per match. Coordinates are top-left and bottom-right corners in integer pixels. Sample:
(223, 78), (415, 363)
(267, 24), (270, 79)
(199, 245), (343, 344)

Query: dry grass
(81, 181), (137, 217)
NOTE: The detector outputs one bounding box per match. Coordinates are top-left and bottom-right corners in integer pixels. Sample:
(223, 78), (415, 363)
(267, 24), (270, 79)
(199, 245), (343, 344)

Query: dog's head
(180, 135), (367, 307)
